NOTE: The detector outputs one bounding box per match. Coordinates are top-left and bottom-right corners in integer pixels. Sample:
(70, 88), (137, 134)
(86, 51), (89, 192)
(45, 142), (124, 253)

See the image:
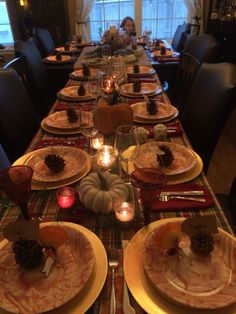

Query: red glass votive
(56, 187), (76, 209)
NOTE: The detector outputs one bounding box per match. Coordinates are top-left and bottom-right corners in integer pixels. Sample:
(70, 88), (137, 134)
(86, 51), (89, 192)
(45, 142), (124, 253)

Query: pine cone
(157, 144), (174, 167)
(191, 232), (214, 256)
(133, 64), (140, 74)
(133, 80), (141, 93)
(111, 89), (120, 104)
(64, 42), (70, 51)
(44, 154), (65, 173)
(12, 240), (44, 270)
(78, 83), (86, 96)
(160, 47), (166, 55)
(147, 99), (158, 115)
(82, 63), (90, 76)
(56, 53), (62, 61)
(66, 108), (79, 123)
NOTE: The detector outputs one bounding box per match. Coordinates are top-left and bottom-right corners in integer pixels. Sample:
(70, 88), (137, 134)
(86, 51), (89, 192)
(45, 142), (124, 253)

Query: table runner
(0, 53), (235, 314)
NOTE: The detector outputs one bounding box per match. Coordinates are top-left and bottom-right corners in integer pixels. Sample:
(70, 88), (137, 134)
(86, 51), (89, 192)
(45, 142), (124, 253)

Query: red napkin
(35, 138), (86, 150)
(139, 121), (183, 138)
(152, 184), (214, 211)
(55, 101), (94, 111)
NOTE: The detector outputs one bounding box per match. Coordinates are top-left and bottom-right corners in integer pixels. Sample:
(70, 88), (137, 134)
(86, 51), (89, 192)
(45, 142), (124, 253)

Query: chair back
(0, 144), (11, 170)
(171, 22), (191, 52)
(184, 34), (219, 63)
(0, 69), (40, 163)
(14, 38), (53, 118)
(181, 62), (236, 172)
(33, 27), (56, 58)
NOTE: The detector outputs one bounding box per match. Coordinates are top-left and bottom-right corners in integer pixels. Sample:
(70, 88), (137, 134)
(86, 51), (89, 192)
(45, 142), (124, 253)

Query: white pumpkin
(79, 172), (129, 213)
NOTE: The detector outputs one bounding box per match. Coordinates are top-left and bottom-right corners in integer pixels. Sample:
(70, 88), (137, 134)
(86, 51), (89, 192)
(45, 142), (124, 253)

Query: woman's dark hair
(120, 16), (135, 32)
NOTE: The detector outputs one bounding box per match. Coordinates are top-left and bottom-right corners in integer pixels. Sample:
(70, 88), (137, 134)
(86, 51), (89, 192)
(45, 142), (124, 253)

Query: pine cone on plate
(12, 240), (44, 270)
(78, 83), (86, 96)
(133, 64), (140, 74)
(44, 154), (65, 173)
(82, 63), (91, 77)
(147, 98), (158, 115)
(64, 42), (70, 51)
(66, 108), (79, 123)
(157, 144), (174, 167)
(56, 53), (62, 61)
(133, 80), (141, 93)
(190, 232), (214, 256)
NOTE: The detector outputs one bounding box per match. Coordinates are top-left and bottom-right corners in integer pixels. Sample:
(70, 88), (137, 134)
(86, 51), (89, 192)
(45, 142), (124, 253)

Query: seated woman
(120, 16), (136, 44)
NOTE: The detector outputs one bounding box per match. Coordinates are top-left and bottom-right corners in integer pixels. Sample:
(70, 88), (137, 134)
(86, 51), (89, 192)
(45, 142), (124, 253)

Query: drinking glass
(114, 125), (139, 182)
(80, 109), (99, 155)
(131, 168), (166, 225)
(0, 166), (33, 220)
(101, 44), (111, 64)
(87, 72), (103, 103)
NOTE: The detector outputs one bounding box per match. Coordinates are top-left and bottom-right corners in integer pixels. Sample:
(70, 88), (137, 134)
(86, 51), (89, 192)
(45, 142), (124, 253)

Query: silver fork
(159, 194), (206, 202)
(108, 249), (119, 314)
(122, 240), (136, 314)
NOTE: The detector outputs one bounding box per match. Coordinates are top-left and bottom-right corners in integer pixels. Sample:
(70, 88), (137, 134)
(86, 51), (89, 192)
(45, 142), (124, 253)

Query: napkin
(55, 101), (94, 111)
(35, 138), (86, 150)
(152, 56), (179, 63)
(152, 183), (214, 211)
(128, 76), (158, 84)
(142, 121), (183, 137)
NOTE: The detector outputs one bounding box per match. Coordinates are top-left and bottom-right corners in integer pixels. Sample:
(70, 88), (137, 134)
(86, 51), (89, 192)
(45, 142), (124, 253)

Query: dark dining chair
(0, 144), (11, 170)
(181, 62), (236, 172)
(0, 69), (40, 163)
(171, 22), (191, 52)
(33, 27), (56, 58)
(14, 38), (54, 118)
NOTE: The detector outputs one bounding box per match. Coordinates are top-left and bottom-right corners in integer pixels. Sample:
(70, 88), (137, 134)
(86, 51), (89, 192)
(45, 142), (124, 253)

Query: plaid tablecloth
(0, 64), (234, 314)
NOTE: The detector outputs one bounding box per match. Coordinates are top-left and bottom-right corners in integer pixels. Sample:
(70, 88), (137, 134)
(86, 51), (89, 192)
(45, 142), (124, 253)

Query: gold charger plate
(13, 150), (92, 190)
(43, 111), (80, 130)
(41, 119), (81, 135)
(69, 68), (102, 80)
(152, 49), (173, 58)
(57, 86), (94, 101)
(126, 66), (155, 76)
(131, 102), (178, 122)
(0, 222), (107, 314)
(45, 55), (72, 63)
(122, 146), (203, 185)
(120, 83), (162, 96)
(124, 218), (236, 314)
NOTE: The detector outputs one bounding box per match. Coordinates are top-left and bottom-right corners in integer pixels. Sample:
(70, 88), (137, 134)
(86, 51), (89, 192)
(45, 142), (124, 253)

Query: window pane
(0, 1), (13, 44)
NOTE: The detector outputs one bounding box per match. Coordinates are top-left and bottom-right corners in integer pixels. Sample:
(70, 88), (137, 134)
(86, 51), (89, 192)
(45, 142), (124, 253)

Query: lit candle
(103, 78), (113, 94)
(90, 134), (104, 150)
(96, 145), (116, 170)
(56, 187), (76, 209)
(115, 202), (135, 222)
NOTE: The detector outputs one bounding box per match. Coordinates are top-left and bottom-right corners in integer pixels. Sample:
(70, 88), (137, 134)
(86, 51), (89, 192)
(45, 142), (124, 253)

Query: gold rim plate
(41, 119), (81, 135)
(124, 218), (236, 313)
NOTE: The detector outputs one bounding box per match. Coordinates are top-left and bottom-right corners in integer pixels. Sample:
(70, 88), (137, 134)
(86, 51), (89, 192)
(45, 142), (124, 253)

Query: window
(89, 0), (187, 41)
(0, 1), (13, 44)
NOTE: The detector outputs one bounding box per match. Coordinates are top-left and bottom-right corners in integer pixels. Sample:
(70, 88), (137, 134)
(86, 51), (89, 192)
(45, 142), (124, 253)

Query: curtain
(184, 0), (204, 33)
(6, 0), (21, 40)
(76, 0), (95, 41)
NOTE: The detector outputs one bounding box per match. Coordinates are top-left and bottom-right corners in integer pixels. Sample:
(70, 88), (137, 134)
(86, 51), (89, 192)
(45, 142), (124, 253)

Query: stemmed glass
(87, 72), (103, 103)
(114, 125), (139, 182)
(0, 166), (33, 220)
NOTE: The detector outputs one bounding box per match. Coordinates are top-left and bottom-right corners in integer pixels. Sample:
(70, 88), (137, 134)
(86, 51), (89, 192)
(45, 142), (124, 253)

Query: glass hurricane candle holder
(56, 187), (76, 209)
(96, 145), (117, 170)
(115, 202), (135, 222)
(90, 133), (104, 150)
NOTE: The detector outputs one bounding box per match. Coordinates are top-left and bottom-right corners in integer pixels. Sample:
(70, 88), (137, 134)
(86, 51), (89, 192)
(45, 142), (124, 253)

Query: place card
(181, 215), (218, 236)
(3, 219), (40, 242)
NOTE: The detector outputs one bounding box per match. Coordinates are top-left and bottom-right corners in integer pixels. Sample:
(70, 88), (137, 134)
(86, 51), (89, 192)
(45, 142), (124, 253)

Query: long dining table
(0, 45), (235, 314)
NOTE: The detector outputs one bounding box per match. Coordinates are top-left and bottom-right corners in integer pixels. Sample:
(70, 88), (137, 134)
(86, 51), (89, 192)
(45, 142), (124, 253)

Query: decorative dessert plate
(45, 55), (72, 63)
(131, 102), (178, 121)
(57, 86), (94, 101)
(122, 146), (203, 185)
(126, 66), (155, 76)
(0, 222), (108, 314)
(120, 83), (162, 96)
(124, 218), (236, 313)
(152, 49), (173, 58)
(24, 146), (89, 182)
(69, 68), (103, 80)
(134, 142), (197, 175)
(44, 111), (80, 130)
(55, 46), (78, 53)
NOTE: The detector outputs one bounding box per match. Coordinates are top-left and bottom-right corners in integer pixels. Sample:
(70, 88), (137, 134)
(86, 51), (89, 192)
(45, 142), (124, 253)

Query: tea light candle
(56, 187), (76, 209)
(103, 78), (113, 94)
(115, 202), (135, 222)
(96, 145), (116, 170)
(90, 134), (104, 150)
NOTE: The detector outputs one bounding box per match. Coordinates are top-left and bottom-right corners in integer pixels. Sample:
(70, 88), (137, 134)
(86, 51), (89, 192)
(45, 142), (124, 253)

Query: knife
(160, 190), (204, 196)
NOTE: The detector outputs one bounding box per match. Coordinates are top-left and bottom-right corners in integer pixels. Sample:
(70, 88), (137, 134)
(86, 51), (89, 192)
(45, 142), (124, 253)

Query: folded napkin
(35, 138), (86, 150)
(152, 183), (214, 211)
(127, 94), (165, 105)
(128, 75), (158, 84)
(142, 121), (183, 138)
(55, 101), (94, 111)
(153, 56), (179, 63)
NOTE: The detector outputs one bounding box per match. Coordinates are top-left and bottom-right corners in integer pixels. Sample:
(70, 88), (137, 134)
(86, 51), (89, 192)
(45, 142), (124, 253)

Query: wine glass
(114, 125), (139, 182)
(79, 109), (99, 155)
(101, 44), (111, 65)
(87, 72), (103, 103)
(131, 168), (166, 225)
(0, 166), (33, 220)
